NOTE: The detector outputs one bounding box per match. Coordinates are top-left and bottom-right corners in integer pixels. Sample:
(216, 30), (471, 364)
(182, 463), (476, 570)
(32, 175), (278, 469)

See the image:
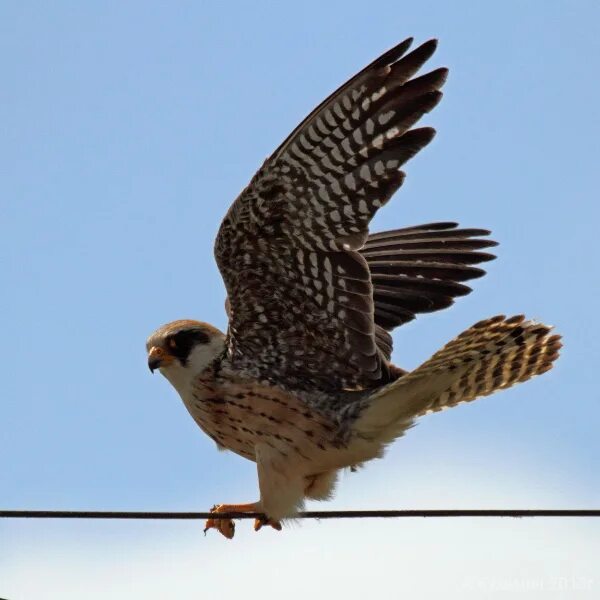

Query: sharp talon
(204, 503), (260, 539)
(254, 516), (282, 533)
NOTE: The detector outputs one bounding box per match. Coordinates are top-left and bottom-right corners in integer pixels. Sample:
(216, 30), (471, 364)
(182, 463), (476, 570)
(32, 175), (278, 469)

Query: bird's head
(146, 320), (226, 391)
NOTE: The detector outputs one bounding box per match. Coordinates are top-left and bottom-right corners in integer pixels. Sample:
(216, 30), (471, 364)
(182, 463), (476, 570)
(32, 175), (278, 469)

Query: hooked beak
(147, 346), (174, 373)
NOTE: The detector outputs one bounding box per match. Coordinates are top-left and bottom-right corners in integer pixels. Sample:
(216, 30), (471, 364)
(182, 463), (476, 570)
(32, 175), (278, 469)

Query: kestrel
(146, 38), (561, 539)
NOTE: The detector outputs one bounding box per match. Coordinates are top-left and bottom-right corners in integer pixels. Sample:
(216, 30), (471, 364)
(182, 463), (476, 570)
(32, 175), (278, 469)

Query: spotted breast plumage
(146, 38), (561, 539)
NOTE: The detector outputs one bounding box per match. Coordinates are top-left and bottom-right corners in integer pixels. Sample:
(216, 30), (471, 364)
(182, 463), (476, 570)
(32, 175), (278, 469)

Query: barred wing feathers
(215, 39), (446, 391)
(362, 222), (497, 360)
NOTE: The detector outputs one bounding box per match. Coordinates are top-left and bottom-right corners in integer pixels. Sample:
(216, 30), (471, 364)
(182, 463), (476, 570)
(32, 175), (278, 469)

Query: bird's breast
(179, 372), (341, 465)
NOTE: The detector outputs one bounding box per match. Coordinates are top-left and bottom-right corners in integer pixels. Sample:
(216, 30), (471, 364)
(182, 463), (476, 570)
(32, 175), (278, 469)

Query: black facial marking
(167, 328), (210, 366)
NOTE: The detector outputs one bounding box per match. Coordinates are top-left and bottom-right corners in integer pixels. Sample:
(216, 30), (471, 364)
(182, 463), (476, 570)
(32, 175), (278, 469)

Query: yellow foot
(254, 516), (283, 533)
(203, 503), (282, 539)
(204, 503), (253, 539)
(204, 504), (236, 539)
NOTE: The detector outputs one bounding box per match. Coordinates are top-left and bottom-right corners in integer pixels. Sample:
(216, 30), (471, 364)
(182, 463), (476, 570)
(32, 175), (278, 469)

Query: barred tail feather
(355, 315), (562, 444)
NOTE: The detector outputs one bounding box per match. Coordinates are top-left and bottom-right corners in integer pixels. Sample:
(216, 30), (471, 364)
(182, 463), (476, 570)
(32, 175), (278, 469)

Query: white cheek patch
(187, 341), (220, 371)
(159, 336), (225, 396)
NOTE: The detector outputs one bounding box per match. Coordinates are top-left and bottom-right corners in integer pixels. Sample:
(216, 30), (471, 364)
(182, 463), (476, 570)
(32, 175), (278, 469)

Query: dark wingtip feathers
(362, 223), (498, 334)
(402, 126), (437, 147)
(378, 37), (415, 66)
(414, 38), (439, 61)
(390, 39), (441, 80)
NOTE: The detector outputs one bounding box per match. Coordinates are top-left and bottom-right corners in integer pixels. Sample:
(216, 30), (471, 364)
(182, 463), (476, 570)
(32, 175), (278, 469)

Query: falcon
(146, 38), (561, 539)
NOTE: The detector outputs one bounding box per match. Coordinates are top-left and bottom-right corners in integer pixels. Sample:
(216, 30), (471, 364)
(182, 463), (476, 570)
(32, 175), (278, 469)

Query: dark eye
(173, 329), (210, 346)
(166, 329), (210, 365)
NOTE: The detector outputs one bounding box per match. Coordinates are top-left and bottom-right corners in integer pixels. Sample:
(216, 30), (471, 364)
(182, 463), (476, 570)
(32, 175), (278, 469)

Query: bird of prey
(146, 38), (561, 539)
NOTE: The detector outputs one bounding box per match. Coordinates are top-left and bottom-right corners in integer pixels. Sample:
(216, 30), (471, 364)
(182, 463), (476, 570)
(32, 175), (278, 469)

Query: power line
(2, 509), (599, 520)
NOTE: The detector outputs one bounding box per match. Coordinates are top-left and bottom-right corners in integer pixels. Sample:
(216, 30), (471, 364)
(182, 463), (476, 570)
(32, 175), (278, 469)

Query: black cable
(2, 509), (599, 520)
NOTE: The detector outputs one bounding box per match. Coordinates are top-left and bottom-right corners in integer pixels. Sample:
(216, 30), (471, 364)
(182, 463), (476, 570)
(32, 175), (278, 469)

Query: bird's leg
(203, 502), (281, 539)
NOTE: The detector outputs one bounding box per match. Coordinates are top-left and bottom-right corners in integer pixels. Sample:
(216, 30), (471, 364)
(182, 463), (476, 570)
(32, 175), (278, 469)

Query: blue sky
(1, 1), (599, 598)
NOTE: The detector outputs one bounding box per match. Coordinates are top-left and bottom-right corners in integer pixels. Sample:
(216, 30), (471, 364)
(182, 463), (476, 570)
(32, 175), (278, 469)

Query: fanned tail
(354, 315), (562, 444)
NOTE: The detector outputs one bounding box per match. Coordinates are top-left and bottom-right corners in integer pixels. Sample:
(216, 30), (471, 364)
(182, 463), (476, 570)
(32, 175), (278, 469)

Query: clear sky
(1, 1), (599, 598)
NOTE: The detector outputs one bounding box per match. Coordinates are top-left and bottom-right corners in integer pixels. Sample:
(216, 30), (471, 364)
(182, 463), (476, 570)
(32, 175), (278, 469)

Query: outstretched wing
(215, 38), (446, 392)
(362, 222), (497, 360)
